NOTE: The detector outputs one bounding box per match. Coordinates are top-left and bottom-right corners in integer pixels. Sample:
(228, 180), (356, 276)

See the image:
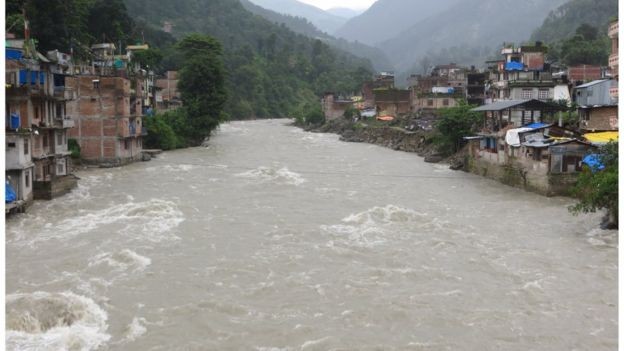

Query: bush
(434, 100), (480, 156)
(68, 138), (81, 158)
(304, 106), (325, 126)
(143, 114), (181, 150)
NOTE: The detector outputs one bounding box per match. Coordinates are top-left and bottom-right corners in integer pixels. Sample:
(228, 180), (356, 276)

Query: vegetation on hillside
(530, 0), (618, 44)
(123, 0), (374, 119)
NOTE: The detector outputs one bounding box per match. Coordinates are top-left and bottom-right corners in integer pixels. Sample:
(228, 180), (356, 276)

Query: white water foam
(235, 166), (306, 186)
(123, 317), (147, 342)
(321, 205), (427, 248)
(33, 199), (185, 245)
(6, 291), (110, 351)
(89, 250), (152, 273)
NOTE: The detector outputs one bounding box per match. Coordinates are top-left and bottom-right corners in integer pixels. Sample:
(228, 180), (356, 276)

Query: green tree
(132, 48), (164, 70)
(570, 142), (618, 228)
(176, 34), (228, 144)
(434, 100), (481, 155)
(143, 114), (181, 150)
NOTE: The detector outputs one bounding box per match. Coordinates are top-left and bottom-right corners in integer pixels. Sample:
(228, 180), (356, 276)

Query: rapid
(6, 119), (617, 350)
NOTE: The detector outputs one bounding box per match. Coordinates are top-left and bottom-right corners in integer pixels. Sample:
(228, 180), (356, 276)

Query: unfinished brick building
(67, 75), (144, 165)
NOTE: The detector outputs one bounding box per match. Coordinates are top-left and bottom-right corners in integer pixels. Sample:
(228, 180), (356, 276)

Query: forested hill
(124, 0), (373, 119)
(239, 0), (393, 71)
(530, 0), (619, 44)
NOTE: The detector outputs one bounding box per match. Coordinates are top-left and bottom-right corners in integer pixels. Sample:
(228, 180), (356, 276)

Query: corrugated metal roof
(471, 100), (529, 111)
(575, 79), (610, 89)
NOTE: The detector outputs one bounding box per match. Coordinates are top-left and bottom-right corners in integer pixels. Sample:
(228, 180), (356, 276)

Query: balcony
(608, 21), (618, 38)
(609, 54), (618, 70)
(54, 117), (75, 129)
(53, 86), (76, 101)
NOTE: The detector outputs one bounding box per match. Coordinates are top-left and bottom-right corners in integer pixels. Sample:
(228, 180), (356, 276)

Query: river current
(6, 120), (617, 350)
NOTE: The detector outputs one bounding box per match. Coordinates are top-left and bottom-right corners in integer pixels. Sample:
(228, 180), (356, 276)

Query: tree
(434, 100), (481, 155)
(569, 142), (618, 228)
(176, 34), (228, 145)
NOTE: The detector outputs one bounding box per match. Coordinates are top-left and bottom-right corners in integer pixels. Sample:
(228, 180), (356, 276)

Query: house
(155, 71), (182, 111)
(608, 19), (618, 81)
(574, 79), (618, 131)
(408, 63), (468, 113)
(5, 38), (78, 203)
(321, 93), (354, 120)
(568, 65), (604, 83)
(486, 43), (570, 104)
(373, 89), (411, 117)
(471, 99), (566, 132)
(466, 72), (486, 106)
(465, 122), (595, 196)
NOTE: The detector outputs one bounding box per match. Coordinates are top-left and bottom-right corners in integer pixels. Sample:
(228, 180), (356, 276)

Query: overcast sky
(298, 0), (377, 10)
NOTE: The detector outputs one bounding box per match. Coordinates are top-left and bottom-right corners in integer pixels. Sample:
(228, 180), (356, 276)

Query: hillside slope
(531, 0), (618, 43)
(379, 0), (567, 72)
(247, 0), (346, 33)
(240, 0), (393, 70)
(123, 0), (373, 118)
(334, 0), (459, 45)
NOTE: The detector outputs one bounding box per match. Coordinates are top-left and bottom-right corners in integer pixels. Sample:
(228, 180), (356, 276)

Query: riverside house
(5, 37), (78, 212)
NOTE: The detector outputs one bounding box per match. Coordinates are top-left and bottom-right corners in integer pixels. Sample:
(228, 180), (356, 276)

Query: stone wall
(33, 175), (78, 200)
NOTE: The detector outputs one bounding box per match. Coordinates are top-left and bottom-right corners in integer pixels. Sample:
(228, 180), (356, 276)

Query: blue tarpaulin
(523, 122), (549, 129)
(505, 61), (524, 71)
(6, 49), (22, 60)
(5, 183), (17, 203)
(582, 154), (605, 172)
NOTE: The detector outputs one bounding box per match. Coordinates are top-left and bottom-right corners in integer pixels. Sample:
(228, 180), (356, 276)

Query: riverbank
(302, 118), (454, 161)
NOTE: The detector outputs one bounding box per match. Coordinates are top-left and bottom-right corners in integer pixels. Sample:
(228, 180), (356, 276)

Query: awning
(584, 131), (618, 144)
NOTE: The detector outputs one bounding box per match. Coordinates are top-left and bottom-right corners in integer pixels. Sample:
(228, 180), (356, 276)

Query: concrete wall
(6, 167), (34, 203)
(6, 133), (31, 170)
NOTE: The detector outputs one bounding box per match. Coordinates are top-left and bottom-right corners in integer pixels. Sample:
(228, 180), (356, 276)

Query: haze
(298, 0), (376, 10)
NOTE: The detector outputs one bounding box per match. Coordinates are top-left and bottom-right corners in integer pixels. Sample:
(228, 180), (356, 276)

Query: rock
(449, 160), (464, 170)
(424, 154), (444, 163)
(141, 152), (152, 162)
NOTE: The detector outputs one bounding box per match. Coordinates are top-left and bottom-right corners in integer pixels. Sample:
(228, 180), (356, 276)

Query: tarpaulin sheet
(523, 122), (549, 129)
(582, 154), (605, 171)
(505, 61), (524, 71)
(6, 183), (16, 203)
(584, 132), (618, 144)
(505, 127), (532, 147)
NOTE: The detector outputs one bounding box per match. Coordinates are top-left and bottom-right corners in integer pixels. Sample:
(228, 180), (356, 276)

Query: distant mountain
(123, 0), (373, 118)
(326, 7), (363, 19)
(531, 0), (618, 44)
(240, 0), (392, 70)
(247, 0), (346, 33)
(334, 0), (459, 45)
(379, 0), (568, 72)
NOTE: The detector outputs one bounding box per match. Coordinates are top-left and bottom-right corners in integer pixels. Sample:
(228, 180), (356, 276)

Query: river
(6, 120), (618, 350)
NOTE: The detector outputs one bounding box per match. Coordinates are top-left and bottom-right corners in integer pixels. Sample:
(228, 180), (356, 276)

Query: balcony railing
(609, 22), (619, 38)
(54, 117), (75, 129)
(609, 54), (619, 69)
(53, 86), (76, 100)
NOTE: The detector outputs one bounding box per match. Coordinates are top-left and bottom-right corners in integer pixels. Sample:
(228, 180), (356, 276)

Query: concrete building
(155, 71), (182, 111)
(5, 38), (77, 204)
(574, 79), (618, 131)
(321, 93), (354, 121)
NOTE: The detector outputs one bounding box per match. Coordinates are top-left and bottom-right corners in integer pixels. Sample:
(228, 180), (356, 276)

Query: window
(56, 103), (62, 118)
(124, 139), (130, 150)
(57, 133), (62, 146)
(8, 142), (16, 148)
(25, 171), (30, 188)
(93, 80), (100, 89)
(538, 89), (549, 100)
(24, 139), (29, 155)
(427, 99), (434, 107)
(57, 163), (65, 174)
(521, 89), (532, 99)
(43, 134), (48, 148)
(443, 99), (449, 106)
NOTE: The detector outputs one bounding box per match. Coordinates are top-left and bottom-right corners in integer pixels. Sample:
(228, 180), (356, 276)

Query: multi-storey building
(5, 38), (77, 207)
(66, 43), (146, 166)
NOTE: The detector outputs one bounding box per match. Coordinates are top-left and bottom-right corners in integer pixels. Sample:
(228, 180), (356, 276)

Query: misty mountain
(379, 0), (568, 73)
(334, 0), (459, 45)
(247, 0), (346, 33)
(326, 7), (364, 19)
(240, 0), (392, 70)
(531, 0), (618, 44)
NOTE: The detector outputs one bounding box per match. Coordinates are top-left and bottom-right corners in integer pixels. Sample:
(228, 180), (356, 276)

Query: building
(321, 93), (354, 120)
(574, 79), (618, 131)
(568, 65), (603, 83)
(66, 43), (148, 166)
(486, 43), (569, 104)
(408, 63), (468, 113)
(466, 72), (486, 106)
(374, 89), (411, 116)
(608, 19), (618, 81)
(465, 122), (594, 196)
(155, 71), (182, 111)
(5, 38), (77, 204)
